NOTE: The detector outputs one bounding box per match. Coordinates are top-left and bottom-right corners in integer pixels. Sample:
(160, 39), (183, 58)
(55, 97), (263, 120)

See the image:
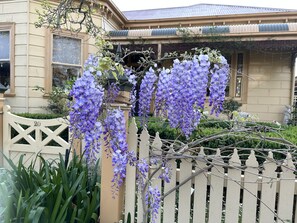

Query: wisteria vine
(69, 50), (229, 223)
(141, 54), (229, 137)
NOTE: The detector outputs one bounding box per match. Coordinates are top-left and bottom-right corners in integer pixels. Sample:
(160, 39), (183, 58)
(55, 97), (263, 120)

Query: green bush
(222, 98), (242, 119)
(33, 85), (72, 116)
(15, 113), (64, 119)
(0, 154), (100, 223)
(136, 117), (297, 151)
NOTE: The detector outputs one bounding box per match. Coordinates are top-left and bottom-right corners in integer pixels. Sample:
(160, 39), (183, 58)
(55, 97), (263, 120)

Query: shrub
(0, 154), (100, 223)
(137, 117), (297, 151)
(222, 98), (242, 120)
(15, 113), (64, 119)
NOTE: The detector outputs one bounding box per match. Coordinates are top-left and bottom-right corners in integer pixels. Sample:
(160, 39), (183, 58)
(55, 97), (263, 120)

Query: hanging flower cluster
(140, 54), (229, 137)
(104, 109), (130, 190)
(69, 64), (104, 163)
(139, 67), (158, 122)
(145, 186), (161, 223)
(209, 56), (230, 116)
(69, 55), (137, 184)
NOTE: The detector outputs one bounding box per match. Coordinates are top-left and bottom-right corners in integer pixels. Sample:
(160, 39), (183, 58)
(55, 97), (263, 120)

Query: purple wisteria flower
(158, 161), (172, 183)
(124, 69), (137, 114)
(104, 109), (131, 191)
(209, 56), (230, 116)
(155, 68), (171, 116)
(69, 66), (104, 163)
(136, 159), (149, 189)
(69, 51), (229, 220)
(139, 53), (229, 137)
(105, 82), (120, 103)
(139, 67), (157, 123)
(145, 186), (161, 223)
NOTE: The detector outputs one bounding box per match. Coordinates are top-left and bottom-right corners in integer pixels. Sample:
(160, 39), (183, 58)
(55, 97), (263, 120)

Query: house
(1, 0), (297, 122)
(108, 3), (297, 122)
(0, 0), (119, 113)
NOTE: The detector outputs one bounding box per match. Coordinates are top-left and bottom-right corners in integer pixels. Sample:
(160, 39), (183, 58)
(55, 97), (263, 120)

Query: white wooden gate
(3, 105), (70, 169)
(125, 119), (297, 223)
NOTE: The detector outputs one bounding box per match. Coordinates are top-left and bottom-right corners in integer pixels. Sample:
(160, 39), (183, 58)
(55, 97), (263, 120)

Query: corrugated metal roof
(123, 4), (295, 20)
(109, 23), (295, 37)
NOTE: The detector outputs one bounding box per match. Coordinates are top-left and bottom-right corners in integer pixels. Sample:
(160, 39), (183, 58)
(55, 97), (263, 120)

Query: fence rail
(125, 119), (297, 223)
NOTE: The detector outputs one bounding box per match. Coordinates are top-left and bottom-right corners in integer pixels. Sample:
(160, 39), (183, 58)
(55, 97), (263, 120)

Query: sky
(111, 0), (297, 11)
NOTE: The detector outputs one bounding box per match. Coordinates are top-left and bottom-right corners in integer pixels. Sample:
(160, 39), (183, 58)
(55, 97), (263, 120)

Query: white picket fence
(2, 105), (70, 169)
(125, 119), (297, 223)
(2, 105), (297, 222)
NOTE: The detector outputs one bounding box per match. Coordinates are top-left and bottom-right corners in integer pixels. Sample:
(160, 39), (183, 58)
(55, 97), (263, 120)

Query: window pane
(52, 35), (81, 65)
(235, 77), (242, 97)
(0, 31), (10, 60)
(235, 53), (244, 97)
(0, 62), (10, 88)
(52, 65), (80, 88)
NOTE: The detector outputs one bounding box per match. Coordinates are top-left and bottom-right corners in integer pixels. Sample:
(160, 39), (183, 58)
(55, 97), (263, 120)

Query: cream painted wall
(242, 51), (292, 122)
(0, 0), (103, 113)
(27, 0), (101, 113)
(0, 0), (28, 113)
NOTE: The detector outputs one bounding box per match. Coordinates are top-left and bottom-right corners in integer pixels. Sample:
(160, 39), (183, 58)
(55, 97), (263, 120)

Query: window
(205, 52), (248, 103)
(0, 23), (15, 95)
(226, 51), (248, 103)
(45, 31), (87, 93)
(52, 35), (82, 88)
(235, 53), (244, 97)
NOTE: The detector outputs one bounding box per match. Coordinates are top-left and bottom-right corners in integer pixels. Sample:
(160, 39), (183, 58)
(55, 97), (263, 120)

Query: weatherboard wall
(0, 0), (28, 112)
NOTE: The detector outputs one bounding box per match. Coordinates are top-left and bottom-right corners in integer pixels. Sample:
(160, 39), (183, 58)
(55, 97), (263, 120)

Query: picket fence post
(137, 127), (150, 223)
(224, 149), (241, 222)
(124, 118), (138, 223)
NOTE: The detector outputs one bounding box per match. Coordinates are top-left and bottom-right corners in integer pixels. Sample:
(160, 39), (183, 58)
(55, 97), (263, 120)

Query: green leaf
(56, 196), (73, 222)
(70, 205), (77, 223)
(16, 190), (23, 217)
(29, 207), (45, 223)
(50, 186), (63, 222)
(112, 71), (118, 80)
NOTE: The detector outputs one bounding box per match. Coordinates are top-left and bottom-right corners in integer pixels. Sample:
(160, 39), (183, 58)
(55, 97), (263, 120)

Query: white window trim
(45, 30), (88, 94)
(0, 23), (15, 96)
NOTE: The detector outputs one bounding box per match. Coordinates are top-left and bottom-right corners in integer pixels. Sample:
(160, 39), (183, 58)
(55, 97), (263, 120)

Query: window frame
(45, 30), (88, 94)
(228, 51), (249, 104)
(0, 23), (15, 96)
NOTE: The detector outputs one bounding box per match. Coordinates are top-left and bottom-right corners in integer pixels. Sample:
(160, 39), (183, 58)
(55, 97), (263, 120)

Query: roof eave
(123, 11), (297, 29)
(109, 31), (297, 44)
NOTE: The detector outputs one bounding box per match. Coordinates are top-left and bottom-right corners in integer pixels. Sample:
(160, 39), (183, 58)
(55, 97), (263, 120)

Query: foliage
(0, 154), (100, 223)
(33, 86), (71, 116)
(15, 112), (63, 119)
(222, 98), (242, 119)
(136, 116), (297, 149)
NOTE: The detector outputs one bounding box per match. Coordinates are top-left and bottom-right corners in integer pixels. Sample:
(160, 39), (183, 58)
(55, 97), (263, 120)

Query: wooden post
(100, 100), (131, 223)
(0, 93), (5, 167)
